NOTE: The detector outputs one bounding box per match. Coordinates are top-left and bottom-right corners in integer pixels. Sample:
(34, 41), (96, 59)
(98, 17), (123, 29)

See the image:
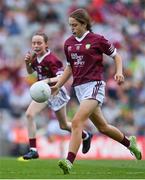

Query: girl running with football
(23, 32), (92, 160)
(52, 9), (142, 174)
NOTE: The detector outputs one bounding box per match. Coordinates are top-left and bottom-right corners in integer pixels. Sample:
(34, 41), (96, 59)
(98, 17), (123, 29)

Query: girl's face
(69, 17), (87, 38)
(32, 35), (48, 56)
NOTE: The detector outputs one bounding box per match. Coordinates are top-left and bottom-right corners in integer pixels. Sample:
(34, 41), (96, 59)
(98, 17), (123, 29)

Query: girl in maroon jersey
(23, 32), (92, 160)
(52, 9), (142, 174)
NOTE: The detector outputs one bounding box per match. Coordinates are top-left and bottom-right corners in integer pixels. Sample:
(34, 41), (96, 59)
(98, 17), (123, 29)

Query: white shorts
(47, 86), (70, 111)
(74, 81), (106, 105)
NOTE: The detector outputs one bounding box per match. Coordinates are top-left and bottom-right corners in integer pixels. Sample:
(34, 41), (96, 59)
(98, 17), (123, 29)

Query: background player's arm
(43, 65), (72, 85)
(42, 76), (59, 84)
(24, 52), (34, 74)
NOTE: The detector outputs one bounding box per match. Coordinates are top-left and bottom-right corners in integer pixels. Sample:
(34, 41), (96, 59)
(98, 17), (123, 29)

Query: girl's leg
(26, 101), (47, 138)
(55, 106), (71, 132)
(68, 99), (97, 154)
(58, 99), (98, 174)
(55, 105), (93, 154)
(89, 106), (141, 160)
(89, 106), (124, 142)
(23, 101), (47, 159)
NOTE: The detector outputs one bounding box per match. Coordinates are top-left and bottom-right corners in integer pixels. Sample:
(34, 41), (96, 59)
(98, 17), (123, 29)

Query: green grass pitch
(0, 157), (145, 179)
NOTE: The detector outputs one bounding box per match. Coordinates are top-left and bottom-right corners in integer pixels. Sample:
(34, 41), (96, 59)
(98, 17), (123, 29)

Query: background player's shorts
(47, 86), (70, 111)
(74, 81), (106, 106)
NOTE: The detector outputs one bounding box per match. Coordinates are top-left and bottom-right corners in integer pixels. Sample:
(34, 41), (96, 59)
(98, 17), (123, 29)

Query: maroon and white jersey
(31, 50), (63, 81)
(64, 31), (117, 86)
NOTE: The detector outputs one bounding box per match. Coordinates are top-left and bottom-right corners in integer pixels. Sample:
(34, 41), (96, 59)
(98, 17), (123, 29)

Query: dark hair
(69, 8), (92, 32)
(32, 32), (48, 44)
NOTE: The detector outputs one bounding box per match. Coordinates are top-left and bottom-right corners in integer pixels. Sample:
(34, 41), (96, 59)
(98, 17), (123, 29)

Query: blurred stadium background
(0, 0), (145, 160)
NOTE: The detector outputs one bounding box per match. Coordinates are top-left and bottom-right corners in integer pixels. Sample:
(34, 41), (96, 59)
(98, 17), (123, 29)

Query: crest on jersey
(76, 45), (81, 50)
(68, 46), (72, 51)
(85, 44), (91, 49)
(75, 44), (82, 51)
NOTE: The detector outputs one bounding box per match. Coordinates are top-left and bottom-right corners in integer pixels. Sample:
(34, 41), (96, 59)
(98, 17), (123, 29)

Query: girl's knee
(59, 124), (68, 130)
(72, 118), (82, 129)
(25, 111), (34, 120)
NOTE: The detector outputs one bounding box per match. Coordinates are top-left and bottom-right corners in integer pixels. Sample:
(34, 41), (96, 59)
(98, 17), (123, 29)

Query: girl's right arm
(24, 52), (34, 74)
(51, 65), (72, 95)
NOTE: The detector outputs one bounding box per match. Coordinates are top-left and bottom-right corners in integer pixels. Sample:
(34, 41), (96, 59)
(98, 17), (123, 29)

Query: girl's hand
(24, 51), (36, 64)
(51, 85), (60, 96)
(114, 73), (124, 85)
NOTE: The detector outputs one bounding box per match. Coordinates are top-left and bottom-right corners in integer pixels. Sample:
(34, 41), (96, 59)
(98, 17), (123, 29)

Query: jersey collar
(37, 49), (50, 63)
(75, 31), (90, 42)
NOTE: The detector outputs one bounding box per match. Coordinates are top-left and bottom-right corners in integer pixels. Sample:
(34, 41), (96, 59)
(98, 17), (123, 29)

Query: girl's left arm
(113, 53), (124, 84)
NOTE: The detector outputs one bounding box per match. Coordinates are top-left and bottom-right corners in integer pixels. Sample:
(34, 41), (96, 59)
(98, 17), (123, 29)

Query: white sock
(30, 147), (37, 151)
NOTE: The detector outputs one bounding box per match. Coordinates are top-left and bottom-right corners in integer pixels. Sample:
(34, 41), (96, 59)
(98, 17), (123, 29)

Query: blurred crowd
(0, 0), (145, 156)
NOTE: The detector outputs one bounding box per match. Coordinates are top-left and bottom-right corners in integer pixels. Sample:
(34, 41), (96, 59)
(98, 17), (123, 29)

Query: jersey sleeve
(99, 36), (117, 57)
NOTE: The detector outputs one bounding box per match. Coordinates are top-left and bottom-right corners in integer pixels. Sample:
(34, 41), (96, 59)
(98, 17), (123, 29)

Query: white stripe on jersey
(56, 70), (63, 76)
(109, 44), (115, 53)
(37, 50), (51, 63)
(110, 48), (117, 57)
(75, 31), (90, 42)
